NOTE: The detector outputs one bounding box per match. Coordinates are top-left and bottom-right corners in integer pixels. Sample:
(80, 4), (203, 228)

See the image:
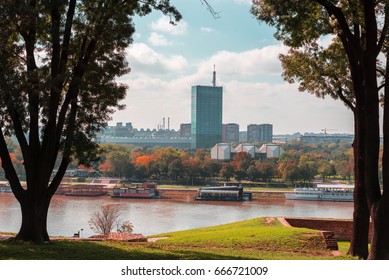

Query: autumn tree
(168, 158), (184, 180)
(220, 163), (235, 182)
(202, 158), (221, 179)
(108, 149), (134, 178)
(247, 165), (260, 181)
(183, 158), (201, 185)
(251, 0), (388, 259)
(0, 0), (180, 243)
(153, 147), (185, 178)
(257, 161), (276, 182)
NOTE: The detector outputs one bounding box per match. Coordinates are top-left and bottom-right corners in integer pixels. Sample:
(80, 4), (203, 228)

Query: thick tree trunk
(368, 52), (389, 259)
(362, 0), (385, 258)
(364, 85), (384, 260)
(14, 188), (53, 243)
(348, 110), (370, 259)
(369, 196), (389, 259)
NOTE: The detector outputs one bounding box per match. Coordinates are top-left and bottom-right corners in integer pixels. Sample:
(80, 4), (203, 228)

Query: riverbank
(0, 217), (354, 260)
(157, 187), (289, 201)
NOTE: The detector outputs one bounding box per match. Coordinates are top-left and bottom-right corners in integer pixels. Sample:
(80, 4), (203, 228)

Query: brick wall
(284, 217), (373, 241)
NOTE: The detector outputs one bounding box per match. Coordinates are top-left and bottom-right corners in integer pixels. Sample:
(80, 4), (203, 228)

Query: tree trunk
(361, 0), (385, 257)
(369, 195), (389, 259)
(14, 188), (53, 243)
(348, 109), (370, 259)
(368, 52), (389, 259)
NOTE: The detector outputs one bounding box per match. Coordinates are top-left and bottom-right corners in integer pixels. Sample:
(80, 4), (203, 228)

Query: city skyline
(110, 0), (355, 135)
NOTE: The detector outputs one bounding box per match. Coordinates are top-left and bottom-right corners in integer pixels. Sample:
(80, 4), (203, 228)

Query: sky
(111, 0), (355, 135)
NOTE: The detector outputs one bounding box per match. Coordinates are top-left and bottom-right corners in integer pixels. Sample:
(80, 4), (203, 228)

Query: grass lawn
(0, 218), (356, 260)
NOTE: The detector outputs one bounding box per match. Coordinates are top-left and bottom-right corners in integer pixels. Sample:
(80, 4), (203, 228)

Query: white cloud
(150, 16), (188, 35)
(200, 27), (214, 33)
(115, 43), (353, 134)
(148, 32), (172, 46)
(126, 43), (188, 75)
(196, 45), (289, 82)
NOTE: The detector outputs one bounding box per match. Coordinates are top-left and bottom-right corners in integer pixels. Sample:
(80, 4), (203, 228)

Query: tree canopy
(252, 0), (388, 259)
(0, 0), (181, 243)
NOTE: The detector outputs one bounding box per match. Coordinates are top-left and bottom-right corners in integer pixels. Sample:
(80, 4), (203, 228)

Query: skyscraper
(247, 123), (273, 143)
(223, 123), (239, 143)
(191, 69), (223, 149)
(259, 124), (273, 143)
(247, 124), (260, 142)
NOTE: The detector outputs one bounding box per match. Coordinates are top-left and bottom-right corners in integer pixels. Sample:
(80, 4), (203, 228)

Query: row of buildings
(189, 68), (274, 149)
(211, 143), (284, 161)
(179, 123), (273, 144)
(99, 69), (274, 149)
(98, 69), (352, 149)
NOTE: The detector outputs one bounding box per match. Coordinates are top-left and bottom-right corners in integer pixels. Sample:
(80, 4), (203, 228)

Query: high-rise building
(180, 123), (191, 138)
(259, 124), (273, 143)
(191, 69), (223, 149)
(247, 123), (273, 143)
(223, 123), (239, 143)
(247, 124), (260, 142)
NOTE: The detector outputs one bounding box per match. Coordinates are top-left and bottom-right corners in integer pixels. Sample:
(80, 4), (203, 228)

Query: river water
(0, 193), (353, 237)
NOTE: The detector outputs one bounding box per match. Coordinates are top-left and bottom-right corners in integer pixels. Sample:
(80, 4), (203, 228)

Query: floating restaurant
(195, 186), (252, 201)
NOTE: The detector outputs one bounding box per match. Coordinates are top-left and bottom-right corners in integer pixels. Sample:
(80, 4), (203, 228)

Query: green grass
(0, 218), (356, 260)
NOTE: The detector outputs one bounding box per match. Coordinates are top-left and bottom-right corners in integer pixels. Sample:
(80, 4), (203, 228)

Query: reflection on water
(0, 193), (353, 237)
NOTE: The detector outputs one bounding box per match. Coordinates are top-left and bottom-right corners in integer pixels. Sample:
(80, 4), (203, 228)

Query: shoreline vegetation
(0, 217), (355, 260)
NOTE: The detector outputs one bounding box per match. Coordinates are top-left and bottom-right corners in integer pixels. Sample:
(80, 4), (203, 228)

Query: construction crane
(321, 128), (337, 134)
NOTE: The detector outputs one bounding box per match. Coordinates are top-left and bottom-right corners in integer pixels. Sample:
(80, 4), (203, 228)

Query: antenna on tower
(212, 64), (216, 87)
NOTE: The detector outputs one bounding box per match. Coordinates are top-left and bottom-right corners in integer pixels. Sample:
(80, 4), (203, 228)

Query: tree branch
(48, 155), (70, 197)
(377, 5), (389, 56)
(42, 0), (77, 178)
(315, 0), (359, 50)
(200, 0), (220, 19)
(337, 86), (356, 112)
(0, 129), (24, 200)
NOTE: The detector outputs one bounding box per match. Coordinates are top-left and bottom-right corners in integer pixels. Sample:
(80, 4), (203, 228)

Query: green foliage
(251, 0), (332, 48)
(280, 39), (354, 108)
(0, 0), (182, 186)
(220, 164), (235, 181)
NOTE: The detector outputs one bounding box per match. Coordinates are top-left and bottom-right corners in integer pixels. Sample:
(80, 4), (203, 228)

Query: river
(0, 193), (353, 237)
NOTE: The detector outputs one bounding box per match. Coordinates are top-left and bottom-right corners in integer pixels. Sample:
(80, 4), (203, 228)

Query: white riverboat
(0, 182), (12, 193)
(285, 184), (354, 202)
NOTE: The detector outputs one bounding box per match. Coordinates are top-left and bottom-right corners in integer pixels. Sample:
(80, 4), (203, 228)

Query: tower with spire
(191, 66), (223, 149)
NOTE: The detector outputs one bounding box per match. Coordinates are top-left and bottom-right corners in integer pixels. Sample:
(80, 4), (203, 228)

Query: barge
(56, 178), (121, 197)
(195, 186), (252, 201)
(111, 182), (160, 199)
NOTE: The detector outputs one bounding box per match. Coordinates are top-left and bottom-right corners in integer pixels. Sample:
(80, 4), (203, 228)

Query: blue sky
(112, 0), (354, 135)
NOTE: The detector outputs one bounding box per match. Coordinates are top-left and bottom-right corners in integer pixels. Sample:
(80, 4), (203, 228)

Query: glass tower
(259, 124), (273, 142)
(191, 85), (223, 149)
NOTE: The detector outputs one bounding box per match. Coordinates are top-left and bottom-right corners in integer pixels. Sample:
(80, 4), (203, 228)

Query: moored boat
(285, 184), (354, 202)
(56, 178), (120, 196)
(195, 186), (252, 201)
(111, 182), (160, 199)
(62, 183), (107, 197)
(0, 183), (12, 193)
